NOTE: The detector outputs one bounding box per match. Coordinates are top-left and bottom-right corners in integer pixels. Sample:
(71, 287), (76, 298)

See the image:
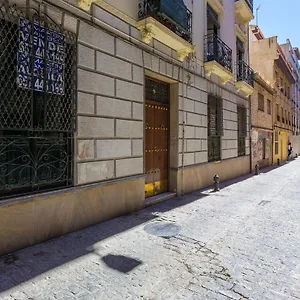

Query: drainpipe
(249, 95), (252, 173)
(248, 24), (252, 173)
(181, 62), (186, 196)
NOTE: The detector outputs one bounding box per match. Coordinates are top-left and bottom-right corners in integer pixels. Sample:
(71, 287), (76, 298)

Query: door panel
(145, 103), (155, 198)
(153, 104), (169, 194)
(145, 100), (169, 197)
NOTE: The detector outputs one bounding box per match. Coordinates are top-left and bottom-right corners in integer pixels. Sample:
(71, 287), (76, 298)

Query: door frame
(144, 77), (171, 198)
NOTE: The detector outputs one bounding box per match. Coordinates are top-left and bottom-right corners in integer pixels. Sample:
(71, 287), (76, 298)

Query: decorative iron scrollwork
(204, 33), (233, 73)
(0, 2), (76, 200)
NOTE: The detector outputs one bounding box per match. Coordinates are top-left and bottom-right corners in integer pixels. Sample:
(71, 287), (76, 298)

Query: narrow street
(1, 159), (300, 300)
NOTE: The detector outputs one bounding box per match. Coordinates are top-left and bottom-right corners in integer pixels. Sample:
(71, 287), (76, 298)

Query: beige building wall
(0, 0), (252, 255)
(250, 26), (295, 164)
(76, 20), (145, 185)
(251, 75), (274, 170)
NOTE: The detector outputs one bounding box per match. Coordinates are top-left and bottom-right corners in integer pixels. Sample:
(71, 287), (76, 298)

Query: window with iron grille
(258, 93), (264, 111)
(0, 3), (77, 200)
(145, 77), (169, 104)
(207, 94), (223, 162)
(237, 106), (247, 156)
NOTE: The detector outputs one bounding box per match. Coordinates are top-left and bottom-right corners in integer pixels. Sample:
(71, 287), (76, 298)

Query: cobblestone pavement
(1, 160), (300, 300)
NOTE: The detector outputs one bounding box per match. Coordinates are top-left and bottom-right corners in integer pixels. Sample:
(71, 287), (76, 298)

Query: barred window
(237, 106), (247, 156)
(258, 93), (264, 111)
(208, 94), (223, 162)
(0, 4), (77, 200)
(145, 77), (169, 104)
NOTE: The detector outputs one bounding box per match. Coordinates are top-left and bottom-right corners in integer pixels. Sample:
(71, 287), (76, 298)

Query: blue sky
(251, 0), (300, 47)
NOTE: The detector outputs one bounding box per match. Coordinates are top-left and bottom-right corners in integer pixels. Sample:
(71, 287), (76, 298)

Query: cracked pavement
(1, 159), (300, 299)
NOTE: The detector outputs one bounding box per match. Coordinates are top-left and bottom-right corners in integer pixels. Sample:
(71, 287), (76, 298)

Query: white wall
(106, 0), (139, 19)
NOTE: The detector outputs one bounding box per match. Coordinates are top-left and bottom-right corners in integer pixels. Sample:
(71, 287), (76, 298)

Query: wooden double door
(145, 99), (169, 198)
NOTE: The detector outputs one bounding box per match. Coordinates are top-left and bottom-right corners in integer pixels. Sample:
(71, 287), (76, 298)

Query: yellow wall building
(250, 26), (295, 164)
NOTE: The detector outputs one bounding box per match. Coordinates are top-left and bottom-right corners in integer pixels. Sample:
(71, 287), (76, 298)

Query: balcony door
(236, 38), (245, 80)
(207, 4), (220, 36)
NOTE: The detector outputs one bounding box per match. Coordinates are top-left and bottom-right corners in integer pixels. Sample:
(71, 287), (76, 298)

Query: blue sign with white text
(18, 17), (65, 95)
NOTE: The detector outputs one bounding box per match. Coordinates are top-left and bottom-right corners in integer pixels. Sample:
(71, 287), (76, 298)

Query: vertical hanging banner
(17, 17), (65, 95)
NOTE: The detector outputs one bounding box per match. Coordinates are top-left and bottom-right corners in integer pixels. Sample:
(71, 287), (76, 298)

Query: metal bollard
(213, 175), (220, 192)
(277, 158), (280, 165)
(255, 164), (260, 175)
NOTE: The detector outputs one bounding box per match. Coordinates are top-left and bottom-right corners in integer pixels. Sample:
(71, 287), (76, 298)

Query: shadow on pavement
(101, 255), (142, 273)
(1, 158), (298, 293)
(0, 190), (208, 293)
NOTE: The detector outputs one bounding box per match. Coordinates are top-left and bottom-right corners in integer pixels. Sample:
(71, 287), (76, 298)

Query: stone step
(145, 192), (177, 207)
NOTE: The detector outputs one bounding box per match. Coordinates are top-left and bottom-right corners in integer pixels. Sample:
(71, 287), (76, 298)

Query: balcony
(137, 0), (194, 61)
(235, 0), (254, 24)
(204, 34), (233, 84)
(207, 0), (224, 16)
(235, 61), (254, 97)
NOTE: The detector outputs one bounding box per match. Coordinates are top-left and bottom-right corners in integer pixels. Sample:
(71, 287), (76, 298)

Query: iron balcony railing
(236, 61), (254, 87)
(235, 0), (253, 13)
(204, 34), (233, 73)
(138, 0), (192, 43)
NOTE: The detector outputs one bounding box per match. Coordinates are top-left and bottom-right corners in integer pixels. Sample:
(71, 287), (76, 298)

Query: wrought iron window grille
(208, 94), (223, 162)
(237, 106), (247, 157)
(0, 2), (77, 200)
(145, 77), (169, 104)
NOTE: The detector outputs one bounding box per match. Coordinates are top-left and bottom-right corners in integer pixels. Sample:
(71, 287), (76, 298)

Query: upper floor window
(258, 93), (264, 111)
(267, 99), (271, 115)
(236, 38), (244, 62)
(207, 4), (220, 36)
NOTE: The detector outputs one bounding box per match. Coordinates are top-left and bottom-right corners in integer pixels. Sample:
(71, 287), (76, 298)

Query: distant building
(250, 25), (296, 164)
(280, 40), (300, 154)
(250, 73), (275, 170)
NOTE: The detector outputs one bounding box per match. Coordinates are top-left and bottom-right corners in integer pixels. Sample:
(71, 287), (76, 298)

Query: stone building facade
(250, 73), (275, 171)
(250, 25), (296, 164)
(0, 0), (254, 255)
(281, 40), (300, 155)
